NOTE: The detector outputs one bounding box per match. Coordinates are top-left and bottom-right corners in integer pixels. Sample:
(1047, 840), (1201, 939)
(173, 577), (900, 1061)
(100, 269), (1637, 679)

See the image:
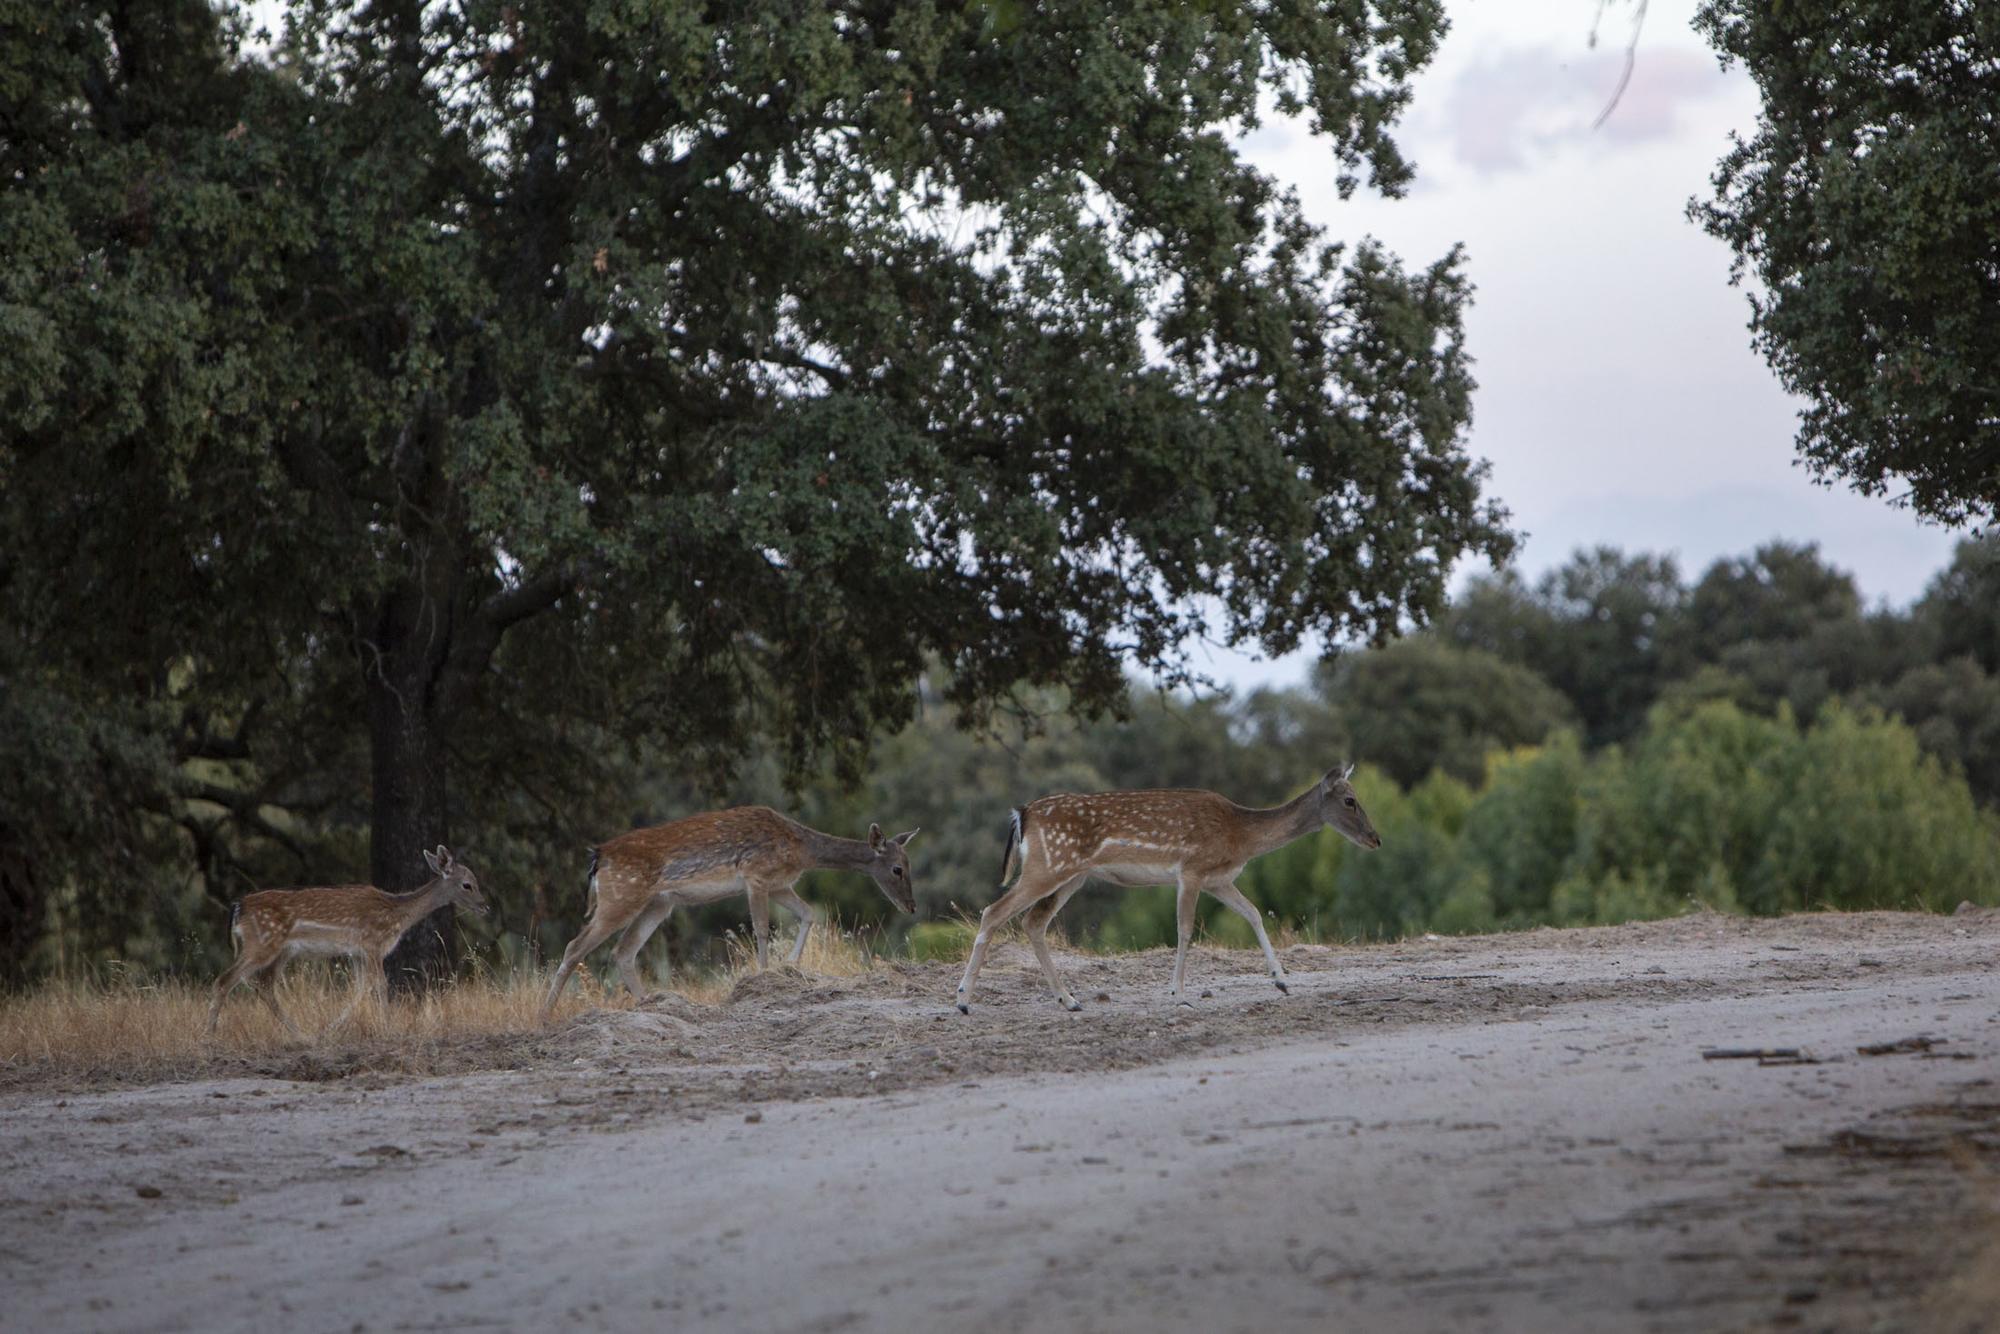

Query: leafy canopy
(1694, 1), (2000, 524)
(1, 0), (1507, 783)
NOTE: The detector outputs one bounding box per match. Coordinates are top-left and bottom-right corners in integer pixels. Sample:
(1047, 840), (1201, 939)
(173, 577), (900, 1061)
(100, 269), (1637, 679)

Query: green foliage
(1694, 2), (2000, 525)
(1912, 538), (2000, 677)
(1678, 542), (1863, 667)
(0, 668), (178, 980)
(905, 922), (974, 963)
(1548, 866), (1679, 928)
(1607, 700), (1795, 909)
(1315, 638), (1576, 788)
(1752, 705), (1999, 914)
(1441, 549), (1685, 745)
(1459, 736), (1587, 924)
(1867, 659), (2000, 806)
(1433, 537), (2000, 817)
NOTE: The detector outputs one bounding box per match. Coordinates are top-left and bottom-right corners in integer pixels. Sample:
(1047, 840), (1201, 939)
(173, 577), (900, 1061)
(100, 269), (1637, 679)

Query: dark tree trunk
(368, 591), (458, 992)
(0, 846), (43, 986)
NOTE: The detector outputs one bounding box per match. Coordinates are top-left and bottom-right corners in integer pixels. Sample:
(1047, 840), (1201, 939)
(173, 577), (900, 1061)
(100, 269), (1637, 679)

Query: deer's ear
(868, 822), (885, 850)
(893, 828), (919, 847)
(1339, 762), (1355, 782)
(423, 848), (446, 874)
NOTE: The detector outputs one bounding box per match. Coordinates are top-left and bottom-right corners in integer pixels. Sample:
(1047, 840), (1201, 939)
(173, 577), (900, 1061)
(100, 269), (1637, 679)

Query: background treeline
(9, 535), (1999, 981)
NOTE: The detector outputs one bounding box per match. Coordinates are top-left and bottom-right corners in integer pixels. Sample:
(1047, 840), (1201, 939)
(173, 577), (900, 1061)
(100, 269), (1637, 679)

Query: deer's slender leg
(1023, 875), (1089, 1011)
(1207, 880), (1289, 993)
(539, 911), (630, 1022)
(772, 885), (817, 966)
(611, 895), (677, 1000)
(251, 962), (303, 1038)
(329, 955), (381, 1033)
(367, 958), (392, 1023)
(956, 870), (1065, 1014)
(1168, 876), (1200, 1000)
(330, 960), (370, 1032)
(749, 884), (773, 971)
(205, 955), (256, 1037)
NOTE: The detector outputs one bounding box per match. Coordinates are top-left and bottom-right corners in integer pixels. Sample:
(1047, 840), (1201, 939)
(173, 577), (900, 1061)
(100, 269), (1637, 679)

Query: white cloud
(1441, 45), (1734, 174)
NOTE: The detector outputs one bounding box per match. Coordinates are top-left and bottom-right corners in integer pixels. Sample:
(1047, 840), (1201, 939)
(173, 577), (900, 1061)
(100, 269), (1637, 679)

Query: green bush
(1751, 705), (2000, 912)
(1549, 866), (1681, 926)
(1459, 734), (1586, 924)
(904, 921), (976, 962)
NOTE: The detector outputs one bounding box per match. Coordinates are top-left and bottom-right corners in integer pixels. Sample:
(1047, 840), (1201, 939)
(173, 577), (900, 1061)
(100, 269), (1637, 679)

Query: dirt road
(5, 911), (2000, 1332)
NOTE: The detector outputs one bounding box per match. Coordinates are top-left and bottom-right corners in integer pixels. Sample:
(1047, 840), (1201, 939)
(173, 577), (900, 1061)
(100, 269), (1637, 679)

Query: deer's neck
(1243, 787), (1325, 858)
(391, 874), (454, 927)
(802, 828), (877, 875)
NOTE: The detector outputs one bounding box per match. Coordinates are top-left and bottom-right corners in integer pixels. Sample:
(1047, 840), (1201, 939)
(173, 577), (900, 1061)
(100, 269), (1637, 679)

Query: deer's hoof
(1061, 997), (1082, 1013)
(1273, 977), (1290, 994)
(955, 1001), (970, 1015)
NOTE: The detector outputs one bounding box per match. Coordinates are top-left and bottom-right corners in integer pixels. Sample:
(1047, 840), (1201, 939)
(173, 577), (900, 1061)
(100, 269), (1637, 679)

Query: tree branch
(1590, 0), (1651, 131)
(436, 558), (599, 718)
(481, 559), (597, 637)
(173, 781), (311, 864)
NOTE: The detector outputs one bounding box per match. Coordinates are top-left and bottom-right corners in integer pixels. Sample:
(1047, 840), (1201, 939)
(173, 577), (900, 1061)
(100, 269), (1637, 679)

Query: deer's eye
(892, 866), (905, 877)
(1343, 797), (1357, 809)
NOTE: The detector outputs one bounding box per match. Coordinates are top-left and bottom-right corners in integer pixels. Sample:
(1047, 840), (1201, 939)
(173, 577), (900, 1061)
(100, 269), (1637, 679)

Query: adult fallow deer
(205, 846), (488, 1036)
(538, 807), (918, 1022)
(955, 766), (1380, 1013)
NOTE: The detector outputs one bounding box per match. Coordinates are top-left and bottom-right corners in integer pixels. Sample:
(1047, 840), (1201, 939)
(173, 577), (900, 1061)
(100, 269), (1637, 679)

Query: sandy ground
(5, 910), (2000, 1333)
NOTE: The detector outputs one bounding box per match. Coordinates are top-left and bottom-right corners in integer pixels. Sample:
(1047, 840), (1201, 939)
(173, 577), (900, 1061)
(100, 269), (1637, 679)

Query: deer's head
(423, 845), (490, 916)
(865, 823), (920, 913)
(1320, 765), (1382, 850)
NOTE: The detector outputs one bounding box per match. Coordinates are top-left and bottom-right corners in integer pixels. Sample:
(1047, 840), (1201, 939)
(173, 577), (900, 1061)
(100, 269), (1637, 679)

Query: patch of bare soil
(4, 909), (1999, 1332)
(532, 908), (2000, 1114)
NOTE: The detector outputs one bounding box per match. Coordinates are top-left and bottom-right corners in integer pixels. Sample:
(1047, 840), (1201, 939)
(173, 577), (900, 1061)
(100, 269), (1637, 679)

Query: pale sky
(1188, 0), (1965, 693)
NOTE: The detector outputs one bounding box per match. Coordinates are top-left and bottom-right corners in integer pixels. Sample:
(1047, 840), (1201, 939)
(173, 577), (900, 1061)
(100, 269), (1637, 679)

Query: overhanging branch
(437, 557), (600, 717)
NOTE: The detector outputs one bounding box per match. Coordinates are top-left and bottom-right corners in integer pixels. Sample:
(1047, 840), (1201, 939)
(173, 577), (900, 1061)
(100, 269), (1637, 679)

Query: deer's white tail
(997, 807), (1026, 887)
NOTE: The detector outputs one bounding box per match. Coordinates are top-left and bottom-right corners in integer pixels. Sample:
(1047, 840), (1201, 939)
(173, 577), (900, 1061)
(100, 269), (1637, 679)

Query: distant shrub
(1549, 866), (1681, 926)
(1458, 734), (1586, 924)
(1751, 704), (2000, 912)
(1097, 887), (1178, 952)
(904, 922), (976, 962)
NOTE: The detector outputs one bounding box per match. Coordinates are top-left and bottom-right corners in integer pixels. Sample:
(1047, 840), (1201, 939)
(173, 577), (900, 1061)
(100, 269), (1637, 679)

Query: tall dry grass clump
(0, 923), (880, 1091)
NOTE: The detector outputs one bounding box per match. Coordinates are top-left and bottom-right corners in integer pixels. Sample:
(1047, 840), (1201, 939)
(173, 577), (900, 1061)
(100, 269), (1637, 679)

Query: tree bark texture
(368, 586), (458, 992)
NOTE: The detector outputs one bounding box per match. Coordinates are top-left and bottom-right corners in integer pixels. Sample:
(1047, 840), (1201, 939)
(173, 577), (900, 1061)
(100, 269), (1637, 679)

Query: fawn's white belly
(281, 922), (366, 958)
(657, 875), (748, 907)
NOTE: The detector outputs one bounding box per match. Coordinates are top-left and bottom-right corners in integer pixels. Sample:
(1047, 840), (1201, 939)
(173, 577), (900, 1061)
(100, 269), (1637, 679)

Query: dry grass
(0, 925), (875, 1092)
(655, 922), (877, 1004)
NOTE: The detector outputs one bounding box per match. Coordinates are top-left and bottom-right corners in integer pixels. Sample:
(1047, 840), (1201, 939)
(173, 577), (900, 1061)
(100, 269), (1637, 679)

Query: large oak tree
(1, 0), (1509, 979)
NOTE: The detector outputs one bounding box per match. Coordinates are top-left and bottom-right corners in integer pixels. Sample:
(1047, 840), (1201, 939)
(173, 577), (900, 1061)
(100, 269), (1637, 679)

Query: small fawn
(205, 846), (488, 1036)
(539, 806), (918, 1021)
